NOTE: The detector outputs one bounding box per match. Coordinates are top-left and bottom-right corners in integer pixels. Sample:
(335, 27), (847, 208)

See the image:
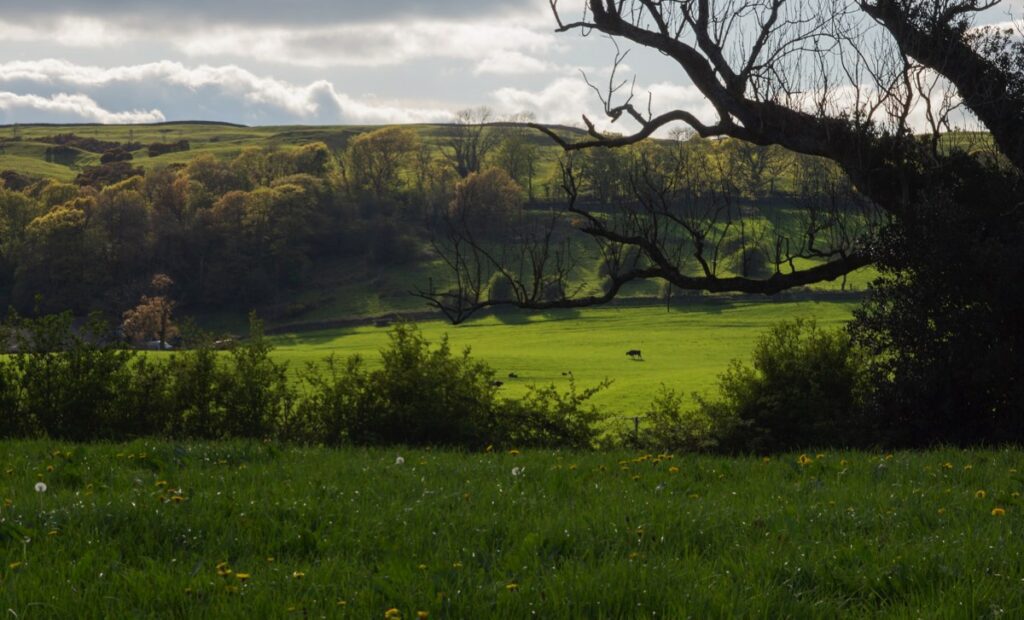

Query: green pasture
(268, 300), (858, 415)
(2, 440), (1022, 618)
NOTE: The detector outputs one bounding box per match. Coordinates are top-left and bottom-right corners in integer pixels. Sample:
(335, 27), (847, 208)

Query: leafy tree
(346, 126), (419, 200)
(122, 274), (178, 348)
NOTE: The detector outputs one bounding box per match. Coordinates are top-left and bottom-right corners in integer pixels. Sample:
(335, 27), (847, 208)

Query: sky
(0, 0), (1018, 128)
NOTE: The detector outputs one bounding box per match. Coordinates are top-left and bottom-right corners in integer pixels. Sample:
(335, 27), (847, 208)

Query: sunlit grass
(2, 440), (1022, 617)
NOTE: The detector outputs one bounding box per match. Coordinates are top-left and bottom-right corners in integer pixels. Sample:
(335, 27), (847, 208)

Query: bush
(628, 386), (729, 452)
(693, 319), (871, 453)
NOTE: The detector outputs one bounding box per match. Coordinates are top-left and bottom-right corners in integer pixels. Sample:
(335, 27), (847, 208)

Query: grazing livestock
(490, 380), (504, 388)
(508, 372), (519, 379)
(626, 349), (643, 361)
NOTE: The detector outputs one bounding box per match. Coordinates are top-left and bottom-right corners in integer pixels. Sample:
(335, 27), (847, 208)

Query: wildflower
(668, 466), (680, 474)
(417, 612), (429, 619)
(632, 475), (641, 481)
(942, 462), (953, 470)
(976, 490), (987, 499)
(937, 508), (946, 515)
(508, 449), (520, 456)
(385, 608), (401, 619)
(512, 467), (524, 477)
(816, 453), (825, 460)
(964, 464), (973, 470)
(395, 456), (405, 466)
(485, 445), (494, 453)
(840, 459), (848, 467)
(34, 482), (47, 493)
(451, 562), (463, 569)
(170, 495), (186, 503)
(46, 465), (54, 472)
(992, 507), (1007, 516)
(216, 562), (232, 577)
(8, 561), (22, 570)
(292, 570), (305, 579)
(1012, 492), (1021, 498)
(47, 530), (59, 536)
(336, 600), (347, 606)
(629, 551), (640, 560)
(418, 564), (427, 570)
(797, 454), (813, 466)
(505, 581), (519, 591)
(236, 572), (251, 581)
(569, 464), (577, 470)
(762, 456), (771, 463)
(155, 480), (168, 488)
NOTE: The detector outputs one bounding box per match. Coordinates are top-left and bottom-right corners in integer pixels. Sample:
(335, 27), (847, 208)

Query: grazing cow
(561, 370), (573, 377)
(626, 349), (643, 361)
(508, 372), (519, 379)
(490, 380), (504, 388)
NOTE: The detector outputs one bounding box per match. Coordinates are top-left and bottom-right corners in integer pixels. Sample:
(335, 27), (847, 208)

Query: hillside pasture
(268, 300), (858, 416)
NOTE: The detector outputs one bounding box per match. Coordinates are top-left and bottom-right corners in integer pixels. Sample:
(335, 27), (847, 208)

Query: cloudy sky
(0, 0), (1018, 127)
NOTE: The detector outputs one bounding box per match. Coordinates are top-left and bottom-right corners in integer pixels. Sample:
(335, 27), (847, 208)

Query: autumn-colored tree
(448, 168), (524, 235)
(346, 127), (419, 200)
(122, 274), (178, 348)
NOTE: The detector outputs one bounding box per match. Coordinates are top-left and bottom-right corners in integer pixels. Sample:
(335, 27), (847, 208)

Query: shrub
(695, 319), (871, 452)
(495, 377), (608, 449)
(628, 386), (730, 452)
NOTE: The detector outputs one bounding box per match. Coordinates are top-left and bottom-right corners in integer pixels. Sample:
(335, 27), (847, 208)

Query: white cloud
(171, 19), (559, 69)
(0, 91), (164, 123)
(0, 59), (456, 125)
(492, 76), (717, 134)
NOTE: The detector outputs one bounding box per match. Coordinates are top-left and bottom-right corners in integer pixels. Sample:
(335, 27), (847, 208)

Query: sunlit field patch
(2, 440), (1023, 617)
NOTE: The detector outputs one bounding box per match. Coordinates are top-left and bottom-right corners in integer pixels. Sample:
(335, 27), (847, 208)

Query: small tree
(122, 274), (178, 348)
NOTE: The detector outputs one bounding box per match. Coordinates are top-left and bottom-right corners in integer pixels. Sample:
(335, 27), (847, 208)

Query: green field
(266, 300), (858, 416)
(2, 440), (1022, 618)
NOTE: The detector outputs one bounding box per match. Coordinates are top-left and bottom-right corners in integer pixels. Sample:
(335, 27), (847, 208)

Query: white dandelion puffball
(395, 456), (405, 465)
(512, 466), (524, 477)
(34, 482), (47, 493)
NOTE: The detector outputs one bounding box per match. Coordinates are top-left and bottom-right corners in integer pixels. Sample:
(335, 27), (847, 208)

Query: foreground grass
(270, 300), (858, 416)
(2, 441), (1022, 618)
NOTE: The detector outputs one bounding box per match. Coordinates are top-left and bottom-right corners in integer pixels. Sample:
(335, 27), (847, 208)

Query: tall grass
(2, 440), (1022, 618)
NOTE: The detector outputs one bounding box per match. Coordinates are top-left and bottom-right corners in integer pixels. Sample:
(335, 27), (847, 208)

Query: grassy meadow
(2, 440), (1023, 618)
(268, 300), (858, 415)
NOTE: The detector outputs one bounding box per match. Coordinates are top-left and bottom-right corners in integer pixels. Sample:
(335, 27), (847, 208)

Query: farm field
(2, 440), (1022, 618)
(268, 299), (859, 415)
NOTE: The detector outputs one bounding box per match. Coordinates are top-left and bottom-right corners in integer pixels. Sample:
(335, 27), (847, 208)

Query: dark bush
(692, 319), (871, 452)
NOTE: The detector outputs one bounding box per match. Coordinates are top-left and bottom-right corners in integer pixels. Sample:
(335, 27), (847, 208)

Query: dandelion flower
(964, 464), (973, 470)
(385, 608), (401, 619)
(992, 507), (1007, 517)
(235, 572), (251, 581)
(505, 581), (519, 591)
(395, 456), (405, 466)
(417, 612), (429, 619)
(292, 570), (305, 579)
(976, 490), (987, 499)
(508, 449), (520, 456)
(668, 466), (680, 474)
(34, 482), (47, 493)
(452, 561), (463, 569)
(942, 462), (953, 469)
(937, 508), (946, 515)
(797, 454), (813, 466)
(8, 561), (22, 570)
(762, 456), (771, 463)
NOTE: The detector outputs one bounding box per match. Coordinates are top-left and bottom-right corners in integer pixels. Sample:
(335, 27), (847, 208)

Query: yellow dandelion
(976, 490), (987, 499)
(336, 600), (347, 606)
(417, 564), (427, 570)
(1012, 492), (1021, 498)
(762, 456), (771, 463)
(170, 495), (186, 503)
(816, 453), (825, 460)
(669, 466), (680, 474)
(235, 572), (251, 581)
(992, 507), (1007, 517)
(417, 612), (429, 619)
(216, 562), (232, 577)
(840, 459), (848, 467)
(628, 551), (640, 560)
(937, 507), (946, 515)
(689, 493), (701, 500)
(505, 581), (519, 591)
(8, 561), (22, 570)
(797, 454), (813, 466)
(292, 571), (305, 579)
(569, 464), (577, 470)
(485, 445), (494, 453)
(47, 530), (59, 536)
(155, 480), (168, 487)
(884, 453), (893, 460)
(385, 608), (401, 619)
(46, 465), (54, 472)
(942, 462), (953, 469)
(3, 498), (12, 507)
(508, 449), (520, 456)
(632, 475), (640, 481)
(964, 464), (973, 470)
(452, 561), (463, 569)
